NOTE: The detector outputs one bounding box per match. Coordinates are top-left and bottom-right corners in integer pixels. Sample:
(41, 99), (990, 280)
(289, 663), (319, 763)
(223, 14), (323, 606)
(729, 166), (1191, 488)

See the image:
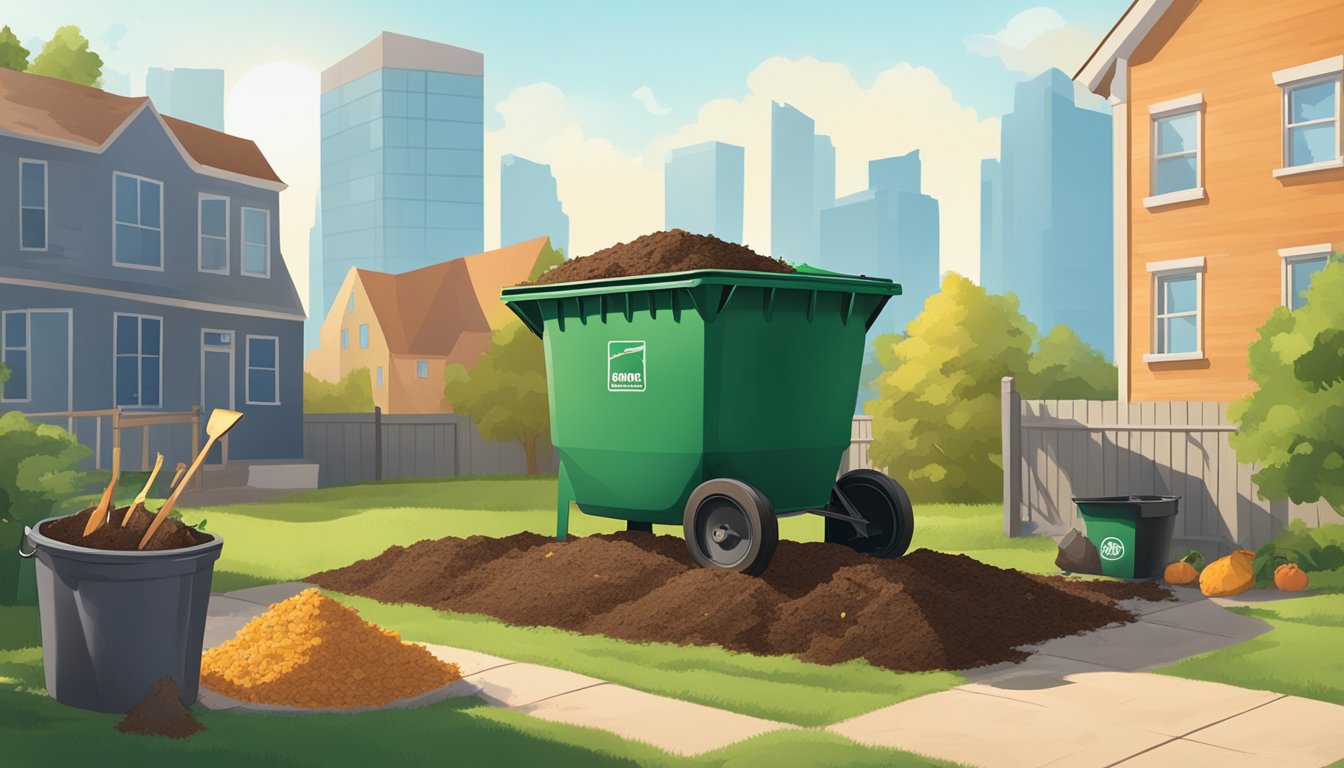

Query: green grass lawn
(0, 477), (1047, 765)
(1157, 588), (1344, 706)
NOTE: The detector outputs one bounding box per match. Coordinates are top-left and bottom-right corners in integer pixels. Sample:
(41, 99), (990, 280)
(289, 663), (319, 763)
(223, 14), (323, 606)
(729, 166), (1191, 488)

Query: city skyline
(664, 141), (745, 244)
(501, 154), (569, 257)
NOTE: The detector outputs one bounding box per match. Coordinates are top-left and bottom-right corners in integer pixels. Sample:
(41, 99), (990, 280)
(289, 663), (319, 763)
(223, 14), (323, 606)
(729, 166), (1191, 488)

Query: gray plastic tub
(19, 518), (222, 713)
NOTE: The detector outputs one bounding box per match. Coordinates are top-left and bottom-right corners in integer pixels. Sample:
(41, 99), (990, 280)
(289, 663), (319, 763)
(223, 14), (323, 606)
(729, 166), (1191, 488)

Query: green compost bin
(1074, 495), (1180, 579)
(501, 268), (901, 546)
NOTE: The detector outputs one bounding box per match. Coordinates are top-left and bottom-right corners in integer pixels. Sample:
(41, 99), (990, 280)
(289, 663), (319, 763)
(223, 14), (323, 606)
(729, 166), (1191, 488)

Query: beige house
(306, 237), (553, 413)
(1076, 0), (1344, 402)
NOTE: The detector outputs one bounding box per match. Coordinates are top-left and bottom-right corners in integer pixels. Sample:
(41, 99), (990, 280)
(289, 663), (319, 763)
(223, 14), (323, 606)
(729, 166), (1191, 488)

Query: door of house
(201, 330), (234, 465)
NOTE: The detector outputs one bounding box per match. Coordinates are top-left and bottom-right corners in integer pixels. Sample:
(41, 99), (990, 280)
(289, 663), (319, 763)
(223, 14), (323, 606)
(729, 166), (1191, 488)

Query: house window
(1144, 257), (1204, 362)
(1274, 57), (1342, 174)
(19, 160), (47, 251)
(198, 195), (229, 273)
(2, 312), (29, 401)
(1280, 245), (1331, 311)
(246, 335), (279, 405)
(241, 207), (270, 277)
(376, 366), (384, 386)
(1147, 94), (1203, 206)
(417, 359), (429, 379)
(113, 173), (163, 269)
(359, 323), (369, 349)
(114, 313), (162, 407)
(347, 293), (356, 313)
(341, 329), (349, 349)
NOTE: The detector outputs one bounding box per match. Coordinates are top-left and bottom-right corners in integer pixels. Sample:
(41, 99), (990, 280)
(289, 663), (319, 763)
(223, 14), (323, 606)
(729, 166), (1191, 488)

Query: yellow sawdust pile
(200, 589), (460, 709)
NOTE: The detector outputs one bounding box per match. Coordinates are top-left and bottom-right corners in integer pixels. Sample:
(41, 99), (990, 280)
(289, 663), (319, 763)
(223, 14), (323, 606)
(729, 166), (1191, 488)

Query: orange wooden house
(305, 237), (555, 413)
(1076, 0), (1342, 402)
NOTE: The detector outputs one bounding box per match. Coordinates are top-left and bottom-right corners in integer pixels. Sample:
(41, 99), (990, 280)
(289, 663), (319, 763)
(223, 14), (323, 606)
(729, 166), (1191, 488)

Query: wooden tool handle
(138, 438), (213, 549)
(83, 447), (121, 536)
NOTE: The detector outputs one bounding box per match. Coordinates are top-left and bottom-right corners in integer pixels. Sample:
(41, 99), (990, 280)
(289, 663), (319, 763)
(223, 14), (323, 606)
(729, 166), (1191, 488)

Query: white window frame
(1279, 244), (1332, 310)
(416, 359), (429, 379)
(198, 193), (230, 275)
(1145, 94), (1206, 208)
(245, 334), (281, 406)
(19, 159), (48, 252)
(240, 206), (271, 278)
(113, 312), (164, 409)
(1273, 57), (1343, 177)
(1144, 257), (1205, 363)
(1, 310), (32, 403)
(112, 172), (165, 271)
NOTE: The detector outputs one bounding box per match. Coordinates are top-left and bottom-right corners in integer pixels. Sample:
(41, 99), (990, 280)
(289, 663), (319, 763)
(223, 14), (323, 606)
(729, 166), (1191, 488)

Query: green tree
(1024, 325), (1118, 400)
(867, 273), (1035, 502)
(304, 368), (375, 413)
(444, 319), (550, 474)
(29, 25), (102, 86)
(1228, 254), (1344, 512)
(0, 25), (28, 72)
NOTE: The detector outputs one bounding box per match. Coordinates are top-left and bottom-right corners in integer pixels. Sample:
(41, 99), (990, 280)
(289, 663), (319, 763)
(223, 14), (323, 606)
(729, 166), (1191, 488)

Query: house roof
(1074, 0), (1177, 97)
(353, 236), (551, 359)
(0, 68), (283, 187)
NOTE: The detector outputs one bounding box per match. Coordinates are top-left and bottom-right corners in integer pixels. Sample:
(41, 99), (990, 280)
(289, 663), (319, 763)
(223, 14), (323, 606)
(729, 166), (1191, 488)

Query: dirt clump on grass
(116, 678), (204, 739)
(527, 229), (795, 285)
(42, 506), (210, 551)
(310, 533), (1171, 673)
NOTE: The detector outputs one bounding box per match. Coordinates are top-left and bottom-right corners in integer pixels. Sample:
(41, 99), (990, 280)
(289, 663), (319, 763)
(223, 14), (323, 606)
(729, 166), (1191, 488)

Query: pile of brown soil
(200, 589), (460, 709)
(116, 678), (205, 739)
(310, 533), (1173, 673)
(42, 506), (210, 551)
(527, 229), (795, 285)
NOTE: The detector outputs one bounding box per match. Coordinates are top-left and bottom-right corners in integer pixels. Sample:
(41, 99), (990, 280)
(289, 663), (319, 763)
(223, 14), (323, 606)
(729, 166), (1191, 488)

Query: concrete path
(830, 585), (1344, 767)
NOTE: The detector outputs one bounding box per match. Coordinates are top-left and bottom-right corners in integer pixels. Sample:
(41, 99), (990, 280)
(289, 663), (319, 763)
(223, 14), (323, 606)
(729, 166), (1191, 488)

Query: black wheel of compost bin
(683, 479), (778, 575)
(825, 469), (914, 558)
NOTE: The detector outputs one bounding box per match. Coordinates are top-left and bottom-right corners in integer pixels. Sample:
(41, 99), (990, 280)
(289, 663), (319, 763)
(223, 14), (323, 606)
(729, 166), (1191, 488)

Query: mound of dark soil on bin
(116, 678), (204, 739)
(526, 229), (795, 285)
(309, 532), (1172, 673)
(42, 506), (211, 551)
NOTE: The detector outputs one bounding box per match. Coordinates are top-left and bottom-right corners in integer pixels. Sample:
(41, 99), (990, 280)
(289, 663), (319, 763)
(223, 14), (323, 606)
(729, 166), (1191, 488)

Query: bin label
(1099, 536), (1126, 561)
(608, 341), (646, 392)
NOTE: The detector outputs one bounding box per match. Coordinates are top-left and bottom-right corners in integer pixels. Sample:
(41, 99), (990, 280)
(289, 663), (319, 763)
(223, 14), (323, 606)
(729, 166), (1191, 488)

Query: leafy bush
(444, 319), (549, 474)
(1026, 325), (1118, 400)
(0, 411), (92, 527)
(1251, 521), (1344, 586)
(304, 368), (374, 413)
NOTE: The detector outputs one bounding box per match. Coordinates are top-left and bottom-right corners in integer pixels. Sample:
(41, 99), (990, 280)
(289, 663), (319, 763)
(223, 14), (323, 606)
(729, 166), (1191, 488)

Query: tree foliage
(866, 273), (1117, 502)
(0, 25), (28, 72)
(1228, 255), (1344, 513)
(444, 319), (550, 474)
(304, 368), (375, 413)
(0, 411), (92, 528)
(29, 25), (102, 86)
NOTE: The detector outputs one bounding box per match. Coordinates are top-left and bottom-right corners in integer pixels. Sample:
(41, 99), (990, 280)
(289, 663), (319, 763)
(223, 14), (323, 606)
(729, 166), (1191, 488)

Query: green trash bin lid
(1073, 495), (1181, 518)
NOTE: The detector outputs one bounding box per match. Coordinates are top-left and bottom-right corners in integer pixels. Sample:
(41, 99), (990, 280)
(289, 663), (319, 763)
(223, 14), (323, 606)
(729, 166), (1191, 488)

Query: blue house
(0, 68), (305, 466)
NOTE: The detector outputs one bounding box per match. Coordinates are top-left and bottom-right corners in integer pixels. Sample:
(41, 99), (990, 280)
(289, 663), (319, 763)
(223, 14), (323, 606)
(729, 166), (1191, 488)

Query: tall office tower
(663, 141), (745, 244)
(319, 32), (484, 322)
(770, 102), (821, 262)
(145, 67), (225, 130)
(501, 154), (570, 256)
(988, 68), (1113, 357)
(813, 134), (836, 229)
(979, 158), (1005, 295)
(305, 196), (323, 354)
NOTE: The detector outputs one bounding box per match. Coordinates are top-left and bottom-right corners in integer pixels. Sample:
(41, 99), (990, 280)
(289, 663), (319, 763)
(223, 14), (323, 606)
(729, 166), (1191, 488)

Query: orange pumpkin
(1163, 549), (1204, 585)
(1274, 563), (1309, 592)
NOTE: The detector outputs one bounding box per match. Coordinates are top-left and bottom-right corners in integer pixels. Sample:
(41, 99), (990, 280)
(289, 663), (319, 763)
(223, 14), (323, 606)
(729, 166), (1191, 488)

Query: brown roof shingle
(0, 68), (282, 185)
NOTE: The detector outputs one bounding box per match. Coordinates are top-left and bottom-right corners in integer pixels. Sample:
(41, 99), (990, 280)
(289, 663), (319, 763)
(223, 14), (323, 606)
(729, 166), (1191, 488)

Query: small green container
(502, 268), (900, 536)
(1074, 495), (1181, 579)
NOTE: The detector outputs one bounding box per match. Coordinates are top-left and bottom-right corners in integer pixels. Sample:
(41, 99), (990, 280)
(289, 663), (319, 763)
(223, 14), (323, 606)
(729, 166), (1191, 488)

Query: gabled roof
(353, 237), (551, 358)
(0, 68), (284, 188)
(1074, 0), (1177, 97)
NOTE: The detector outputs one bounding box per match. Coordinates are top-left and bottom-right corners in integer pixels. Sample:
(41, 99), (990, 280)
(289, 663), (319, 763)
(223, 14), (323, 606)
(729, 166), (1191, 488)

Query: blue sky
(10, 1), (1130, 307)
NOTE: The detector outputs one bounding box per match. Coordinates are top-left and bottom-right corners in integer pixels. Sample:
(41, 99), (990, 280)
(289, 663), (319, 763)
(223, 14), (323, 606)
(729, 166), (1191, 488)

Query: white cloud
(964, 7), (1096, 76)
(485, 57), (998, 280)
(631, 85), (671, 116)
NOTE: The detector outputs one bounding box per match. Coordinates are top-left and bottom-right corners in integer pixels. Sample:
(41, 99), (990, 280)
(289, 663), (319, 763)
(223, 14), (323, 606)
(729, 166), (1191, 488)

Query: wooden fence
(303, 409), (557, 487)
(1001, 377), (1343, 557)
(23, 406), (202, 473)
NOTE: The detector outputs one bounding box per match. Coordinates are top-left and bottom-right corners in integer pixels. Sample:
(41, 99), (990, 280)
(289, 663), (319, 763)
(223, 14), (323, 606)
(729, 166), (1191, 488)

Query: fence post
(190, 406), (202, 487)
(373, 406), (383, 482)
(111, 406), (122, 474)
(1002, 377), (1022, 537)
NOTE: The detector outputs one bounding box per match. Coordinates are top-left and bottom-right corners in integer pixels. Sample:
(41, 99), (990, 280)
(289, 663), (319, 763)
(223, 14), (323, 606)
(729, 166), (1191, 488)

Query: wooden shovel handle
(83, 447), (121, 536)
(138, 437), (215, 549)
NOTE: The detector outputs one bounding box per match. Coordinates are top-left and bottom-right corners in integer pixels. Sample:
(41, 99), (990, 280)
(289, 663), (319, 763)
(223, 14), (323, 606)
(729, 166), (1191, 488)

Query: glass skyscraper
(663, 141), (745, 244)
(146, 67), (225, 130)
(319, 32), (484, 324)
(500, 155), (569, 257)
(770, 102), (832, 263)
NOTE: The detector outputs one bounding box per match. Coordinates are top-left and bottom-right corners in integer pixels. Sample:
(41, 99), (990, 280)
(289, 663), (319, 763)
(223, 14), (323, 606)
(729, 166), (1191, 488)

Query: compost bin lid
(1072, 495), (1181, 518)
